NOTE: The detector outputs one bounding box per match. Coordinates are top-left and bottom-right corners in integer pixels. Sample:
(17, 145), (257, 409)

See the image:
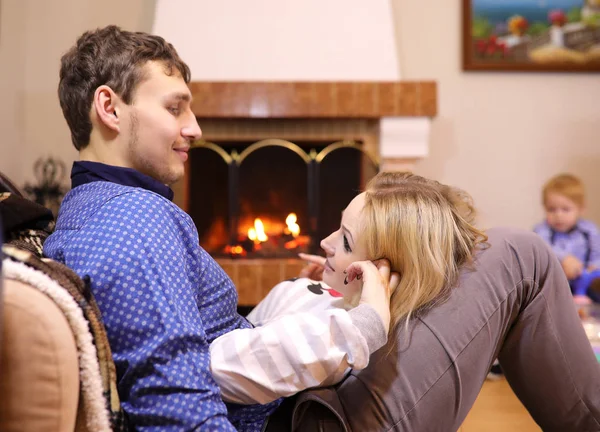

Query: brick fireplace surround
(173, 81), (437, 305)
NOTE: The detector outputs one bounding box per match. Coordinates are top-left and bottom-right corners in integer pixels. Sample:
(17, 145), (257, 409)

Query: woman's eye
(343, 235), (352, 253)
(168, 106), (180, 115)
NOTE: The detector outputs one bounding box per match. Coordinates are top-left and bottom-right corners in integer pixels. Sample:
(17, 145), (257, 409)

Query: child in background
(534, 173), (600, 304)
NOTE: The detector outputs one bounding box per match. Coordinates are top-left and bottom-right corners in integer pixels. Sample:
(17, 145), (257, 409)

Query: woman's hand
(298, 253), (326, 280)
(345, 259), (400, 334)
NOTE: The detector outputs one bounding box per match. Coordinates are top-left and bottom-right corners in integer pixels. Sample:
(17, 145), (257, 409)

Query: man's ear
(93, 85), (121, 133)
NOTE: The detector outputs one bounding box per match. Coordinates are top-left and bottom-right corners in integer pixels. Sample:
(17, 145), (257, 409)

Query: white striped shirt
(209, 278), (387, 404)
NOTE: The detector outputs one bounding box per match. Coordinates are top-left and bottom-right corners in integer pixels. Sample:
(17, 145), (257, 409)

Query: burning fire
(224, 244), (246, 257)
(285, 213), (300, 238)
(246, 213), (300, 244)
(248, 218), (268, 243)
(226, 212), (310, 257)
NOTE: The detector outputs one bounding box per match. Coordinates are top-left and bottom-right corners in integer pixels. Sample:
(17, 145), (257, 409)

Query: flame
(224, 244), (246, 257)
(248, 218), (268, 243)
(235, 213), (305, 253)
(285, 213), (300, 238)
(284, 235), (310, 249)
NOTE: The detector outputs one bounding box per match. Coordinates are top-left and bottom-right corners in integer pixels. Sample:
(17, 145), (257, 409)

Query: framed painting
(463, 0), (600, 72)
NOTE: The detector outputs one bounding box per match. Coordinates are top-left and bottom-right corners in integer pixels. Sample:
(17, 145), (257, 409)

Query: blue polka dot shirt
(44, 163), (281, 431)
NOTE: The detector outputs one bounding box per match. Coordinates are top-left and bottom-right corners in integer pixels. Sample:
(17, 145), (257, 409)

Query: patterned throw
(0, 192), (54, 256)
(1, 191), (127, 431)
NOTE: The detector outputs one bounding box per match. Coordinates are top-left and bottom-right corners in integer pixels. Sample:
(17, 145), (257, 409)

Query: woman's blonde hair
(361, 172), (487, 331)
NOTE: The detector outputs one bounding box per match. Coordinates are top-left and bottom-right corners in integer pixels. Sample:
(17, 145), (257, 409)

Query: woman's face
(320, 193), (369, 299)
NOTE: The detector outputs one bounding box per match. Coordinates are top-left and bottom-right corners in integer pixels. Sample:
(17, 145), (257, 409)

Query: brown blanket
(1, 191), (127, 431)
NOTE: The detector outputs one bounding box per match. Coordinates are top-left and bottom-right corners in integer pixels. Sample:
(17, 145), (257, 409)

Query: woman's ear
(92, 85), (121, 133)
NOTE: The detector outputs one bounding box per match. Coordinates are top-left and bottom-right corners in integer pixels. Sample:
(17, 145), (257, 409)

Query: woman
(278, 174), (600, 431)
(211, 172), (486, 404)
(216, 171), (600, 431)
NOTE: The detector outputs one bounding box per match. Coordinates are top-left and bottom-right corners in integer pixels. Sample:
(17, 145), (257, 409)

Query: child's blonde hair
(542, 174), (585, 208)
(361, 172), (487, 331)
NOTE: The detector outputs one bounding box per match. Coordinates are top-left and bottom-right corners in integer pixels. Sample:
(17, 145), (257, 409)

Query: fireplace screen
(187, 139), (378, 258)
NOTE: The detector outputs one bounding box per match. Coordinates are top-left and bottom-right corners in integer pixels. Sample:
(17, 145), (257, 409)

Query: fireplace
(188, 138), (378, 260)
(173, 81), (437, 305)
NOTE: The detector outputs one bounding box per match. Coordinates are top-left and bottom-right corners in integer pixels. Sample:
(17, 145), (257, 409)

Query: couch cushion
(0, 278), (79, 432)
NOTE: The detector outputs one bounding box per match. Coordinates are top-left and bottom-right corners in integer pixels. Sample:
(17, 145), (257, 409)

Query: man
(44, 25), (394, 431)
(43, 26), (280, 431)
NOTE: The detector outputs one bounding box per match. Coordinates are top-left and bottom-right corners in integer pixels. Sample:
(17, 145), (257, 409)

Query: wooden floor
(459, 379), (540, 432)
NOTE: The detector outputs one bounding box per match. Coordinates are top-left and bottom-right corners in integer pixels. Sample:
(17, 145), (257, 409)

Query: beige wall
(152, 0), (399, 81)
(0, 0), (155, 188)
(392, 0), (600, 229)
(1, 0), (598, 230)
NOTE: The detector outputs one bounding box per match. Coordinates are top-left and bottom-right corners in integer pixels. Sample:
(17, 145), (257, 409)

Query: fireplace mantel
(189, 81), (437, 119)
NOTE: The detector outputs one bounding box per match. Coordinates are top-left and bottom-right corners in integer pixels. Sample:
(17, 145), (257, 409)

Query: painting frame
(462, 0), (600, 72)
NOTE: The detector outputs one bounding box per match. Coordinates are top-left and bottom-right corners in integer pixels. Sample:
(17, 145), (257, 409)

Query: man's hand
(345, 259), (400, 334)
(298, 253), (326, 280)
(562, 255), (584, 280)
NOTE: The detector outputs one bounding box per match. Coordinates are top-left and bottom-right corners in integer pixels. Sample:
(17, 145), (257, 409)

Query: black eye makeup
(343, 234), (352, 253)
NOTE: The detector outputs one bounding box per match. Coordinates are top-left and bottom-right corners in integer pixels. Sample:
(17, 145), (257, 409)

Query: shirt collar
(550, 221), (582, 236)
(71, 161), (174, 201)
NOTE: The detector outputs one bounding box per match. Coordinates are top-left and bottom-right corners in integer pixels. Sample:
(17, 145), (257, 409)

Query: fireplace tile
(237, 262), (262, 305)
(214, 258), (310, 305)
(260, 261), (283, 299)
(419, 82), (437, 116)
(189, 81), (437, 118)
(190, 82), (218, 116)
(219, 261), (238, 287)
(377, 82), (396, 115)
(335, 82), (357, 117)
(355, 82), (377, 117)
(397, 83), (419, 116)
(248, 82), (271, 117)
(315, 83), (337, 117)
(267, 83), (294, 117)
(284, 260), (306, 281)
(292, 82), (318, 117)
(227, 83), (253, 116)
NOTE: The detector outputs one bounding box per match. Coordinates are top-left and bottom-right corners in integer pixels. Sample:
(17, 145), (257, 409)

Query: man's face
(119, 61), (201, 185)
